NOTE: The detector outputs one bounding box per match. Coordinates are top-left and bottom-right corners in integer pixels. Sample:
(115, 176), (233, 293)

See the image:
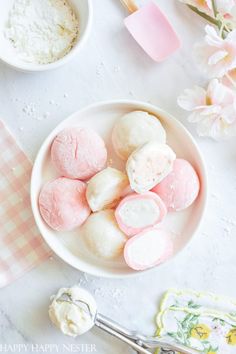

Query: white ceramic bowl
(0, 0), (92, 72)
(31, 100), (208, 278)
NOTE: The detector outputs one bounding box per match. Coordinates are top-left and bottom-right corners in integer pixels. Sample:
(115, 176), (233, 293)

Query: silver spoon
(56, 291), (199, 354)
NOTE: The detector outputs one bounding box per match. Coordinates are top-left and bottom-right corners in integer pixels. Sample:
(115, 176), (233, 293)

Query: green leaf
(187, 300), (201, 309)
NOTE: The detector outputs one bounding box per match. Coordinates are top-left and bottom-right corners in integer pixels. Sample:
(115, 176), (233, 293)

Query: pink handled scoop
(120, 0), (181, 61)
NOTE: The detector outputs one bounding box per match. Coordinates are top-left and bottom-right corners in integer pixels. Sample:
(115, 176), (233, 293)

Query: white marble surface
(0, 0), (236, 353)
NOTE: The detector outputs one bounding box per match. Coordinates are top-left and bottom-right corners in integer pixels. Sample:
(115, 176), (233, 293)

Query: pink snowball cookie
(39, 177), (91, 231)
(124, 227), (173, 271)
(51, 127), (107, 180)
(115, 192), (167, 236)
(152, 159), (200, 212)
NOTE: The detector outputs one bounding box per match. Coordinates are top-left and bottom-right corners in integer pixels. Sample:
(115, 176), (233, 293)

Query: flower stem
(211, 0), (218, 19)
(187, 5), (218, 26)
(187, 4), (228, 38)
(211, 0), (222, 31)
(219, 21), (226, 39)
(211, 0), (225, 36)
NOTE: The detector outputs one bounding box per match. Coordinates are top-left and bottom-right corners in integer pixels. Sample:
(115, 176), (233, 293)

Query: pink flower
(222, 69), (236, 89)
(179, 0), (236, 16)
(177, 79), (236, 139)
(194, 25), (236, 78)
(178, 0), (212, 15)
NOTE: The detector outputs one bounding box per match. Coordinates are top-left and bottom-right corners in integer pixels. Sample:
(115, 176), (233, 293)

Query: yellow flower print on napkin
(190, 323), (211, 340)
(155, 289), (236, 354)
(226, 328), (236, 345)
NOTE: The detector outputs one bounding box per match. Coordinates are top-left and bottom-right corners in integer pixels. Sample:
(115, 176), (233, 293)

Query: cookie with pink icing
(115, 192), (167, 236)
(152, 159), (200, 211)
(51, 127), (107, 180)
(39, 177), (91, 231)
(124, 227), (173, 271)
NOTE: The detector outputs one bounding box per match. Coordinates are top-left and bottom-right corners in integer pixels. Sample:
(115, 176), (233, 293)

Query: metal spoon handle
(95, 320), (152, 354)
(96, 313), (199, 354)
(96, 313), (137, 339)
(140, 337), (199, 354)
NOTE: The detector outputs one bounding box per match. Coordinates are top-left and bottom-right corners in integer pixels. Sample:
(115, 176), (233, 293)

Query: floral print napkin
(156, 289), (236, 354)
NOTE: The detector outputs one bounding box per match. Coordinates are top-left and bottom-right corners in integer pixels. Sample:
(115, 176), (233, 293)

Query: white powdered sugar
(5, 0), (79, 64)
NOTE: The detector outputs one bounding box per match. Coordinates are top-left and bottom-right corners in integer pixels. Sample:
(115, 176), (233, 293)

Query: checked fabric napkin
(0, 120), (50, 288)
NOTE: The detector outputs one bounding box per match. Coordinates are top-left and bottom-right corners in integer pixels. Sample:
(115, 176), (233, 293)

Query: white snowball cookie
(112, 111), (166, 160)
(86, 167), (129, 212)
(126, 141), (176, 193)
(82, 210), (127, 260)
(49, 286), (97, 337)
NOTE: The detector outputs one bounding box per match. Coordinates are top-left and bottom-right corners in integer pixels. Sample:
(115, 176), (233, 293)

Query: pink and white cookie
(112, 111), (166, 160)
(51, 127), (107, 180)
(152, 159), (200, 211)
(39, 177), (91, 231)
(124, 227), (173, 270)
(115, 192), (167, 236)
(126, 141), (176, 193)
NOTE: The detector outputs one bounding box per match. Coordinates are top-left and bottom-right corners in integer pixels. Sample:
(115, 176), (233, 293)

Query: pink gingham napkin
(0, 120), (50, 288)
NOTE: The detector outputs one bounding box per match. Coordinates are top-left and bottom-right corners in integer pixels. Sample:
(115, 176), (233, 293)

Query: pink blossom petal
(194, 42), (221, 77)
(195, 25), (236, 78)
(205, 25), (222, 47)
(210, 80), (236, 106)
(207, 79), (226, 105)
(178, 78), (236, 140)
(208, 50), (228, 65)
(178, 0), (212, 14)
(200, 105), (221, 116)
(177, 86), (206, 111)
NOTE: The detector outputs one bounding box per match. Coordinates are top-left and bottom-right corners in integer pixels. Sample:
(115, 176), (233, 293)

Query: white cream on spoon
(49, 287), (97, 337)
(48, 286), (198, 354)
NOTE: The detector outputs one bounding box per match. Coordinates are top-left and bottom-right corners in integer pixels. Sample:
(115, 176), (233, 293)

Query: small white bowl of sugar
(0, 0), (92, 72)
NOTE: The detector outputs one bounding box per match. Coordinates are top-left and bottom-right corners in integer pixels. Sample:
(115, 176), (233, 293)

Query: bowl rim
(31, 99), (208, 278)
(0, 0), (93, 72)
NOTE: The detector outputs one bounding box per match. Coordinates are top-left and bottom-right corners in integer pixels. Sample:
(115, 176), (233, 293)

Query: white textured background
(0, 0), (236, 353)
